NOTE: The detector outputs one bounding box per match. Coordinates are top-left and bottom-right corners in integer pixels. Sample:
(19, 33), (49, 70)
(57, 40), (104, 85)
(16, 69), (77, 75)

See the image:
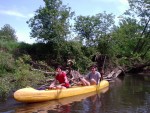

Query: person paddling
(49, 65), (70, 89)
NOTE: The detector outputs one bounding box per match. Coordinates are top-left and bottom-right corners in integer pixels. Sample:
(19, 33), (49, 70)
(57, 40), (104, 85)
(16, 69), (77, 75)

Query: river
(0, 74), (150, 113)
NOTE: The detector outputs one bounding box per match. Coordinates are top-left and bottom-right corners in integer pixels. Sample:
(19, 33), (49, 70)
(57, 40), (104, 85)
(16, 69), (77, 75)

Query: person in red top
(49, 65), (70, 89)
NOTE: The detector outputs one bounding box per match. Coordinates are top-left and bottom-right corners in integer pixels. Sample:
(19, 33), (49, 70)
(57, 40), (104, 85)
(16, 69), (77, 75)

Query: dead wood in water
(104, 67), (124, 80)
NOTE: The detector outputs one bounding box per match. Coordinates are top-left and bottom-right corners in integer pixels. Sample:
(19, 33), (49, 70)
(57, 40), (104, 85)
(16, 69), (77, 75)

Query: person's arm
(61, 72), (69, 85)
(64, 76), (69, 83)
(98, 72), (101, 83)
(99, 72), (102, 81)
(49, 79), (56, 88)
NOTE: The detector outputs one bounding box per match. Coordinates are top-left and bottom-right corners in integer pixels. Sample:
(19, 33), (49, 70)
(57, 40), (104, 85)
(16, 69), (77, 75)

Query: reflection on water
(0, 75), (150, 113)
(100, 75), (150, 113)
(14, 87), (108, 113)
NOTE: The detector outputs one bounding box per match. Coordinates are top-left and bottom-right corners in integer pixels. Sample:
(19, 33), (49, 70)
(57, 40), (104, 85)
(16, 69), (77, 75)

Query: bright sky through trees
(0, 0), (129, 44)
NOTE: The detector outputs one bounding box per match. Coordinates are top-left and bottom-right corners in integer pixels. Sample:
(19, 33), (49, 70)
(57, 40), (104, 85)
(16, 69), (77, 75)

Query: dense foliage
(0, 26), (46, 101)
(74, 12), (115, 47)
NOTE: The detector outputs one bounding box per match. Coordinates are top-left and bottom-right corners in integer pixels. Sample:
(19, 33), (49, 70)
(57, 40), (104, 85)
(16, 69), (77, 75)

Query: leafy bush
(0, 39), (19, 53)
(0, 77), (11, 101)
(13, 56), (45, 89)
(0, 52), (15, 76)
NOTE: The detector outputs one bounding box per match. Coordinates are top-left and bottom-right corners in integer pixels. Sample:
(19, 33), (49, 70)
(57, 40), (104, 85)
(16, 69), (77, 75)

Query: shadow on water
(0, 74), (150, 113)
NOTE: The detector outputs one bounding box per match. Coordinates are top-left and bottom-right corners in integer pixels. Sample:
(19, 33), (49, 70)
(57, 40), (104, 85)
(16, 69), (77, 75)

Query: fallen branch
(104, 67), (123, 79)
(30, 68), (56, 75)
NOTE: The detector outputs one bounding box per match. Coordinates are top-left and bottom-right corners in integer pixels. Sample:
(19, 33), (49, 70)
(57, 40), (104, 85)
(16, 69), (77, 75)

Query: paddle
(37, 84), (50, 90)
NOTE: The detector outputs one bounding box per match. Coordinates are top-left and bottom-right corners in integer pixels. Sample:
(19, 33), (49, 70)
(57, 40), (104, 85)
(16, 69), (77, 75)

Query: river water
(0, 74), (150, 113)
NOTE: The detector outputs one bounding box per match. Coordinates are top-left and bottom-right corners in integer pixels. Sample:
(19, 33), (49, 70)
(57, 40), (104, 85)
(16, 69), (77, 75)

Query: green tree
(110, 18), (141, 57)
(27, 0), (74, 43)
(74, 15), (98, 46)
(74, 12), (115, 46)
(125, 0), (150, 57)
(0, 24), (17, 41)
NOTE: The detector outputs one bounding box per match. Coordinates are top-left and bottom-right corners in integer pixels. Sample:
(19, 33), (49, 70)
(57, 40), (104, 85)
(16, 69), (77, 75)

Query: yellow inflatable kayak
(15, 87), (109, 112)
(13, 80), (109, 103)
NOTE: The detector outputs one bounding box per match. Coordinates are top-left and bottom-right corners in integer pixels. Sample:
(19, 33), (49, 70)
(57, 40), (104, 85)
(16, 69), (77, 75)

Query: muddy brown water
(0, 74), (150, 113)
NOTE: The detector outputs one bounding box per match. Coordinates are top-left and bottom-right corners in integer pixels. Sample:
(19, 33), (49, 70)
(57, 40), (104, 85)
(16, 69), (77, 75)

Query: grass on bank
(0, 40), (49, 101)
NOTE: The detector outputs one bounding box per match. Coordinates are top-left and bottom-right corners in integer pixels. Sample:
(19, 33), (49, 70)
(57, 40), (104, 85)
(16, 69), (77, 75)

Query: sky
(0, 0), (129, 44)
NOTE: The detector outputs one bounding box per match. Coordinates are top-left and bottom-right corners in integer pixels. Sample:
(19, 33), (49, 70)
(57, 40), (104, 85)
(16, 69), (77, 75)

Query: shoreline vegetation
(0, 0), (150, 102)
(0, 37), (149, 102)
